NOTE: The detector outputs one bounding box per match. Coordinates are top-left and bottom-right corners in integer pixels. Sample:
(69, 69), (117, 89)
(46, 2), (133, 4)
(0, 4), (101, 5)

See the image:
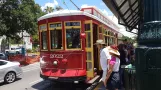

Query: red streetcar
(38, 6), (120, 83)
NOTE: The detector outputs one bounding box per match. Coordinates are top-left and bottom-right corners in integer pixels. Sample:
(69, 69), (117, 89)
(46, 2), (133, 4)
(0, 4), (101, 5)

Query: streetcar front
(38, 15), (87, 83)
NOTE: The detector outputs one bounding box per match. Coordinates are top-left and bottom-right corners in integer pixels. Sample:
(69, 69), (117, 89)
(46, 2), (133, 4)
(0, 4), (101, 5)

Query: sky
(34, 0), (136, 38)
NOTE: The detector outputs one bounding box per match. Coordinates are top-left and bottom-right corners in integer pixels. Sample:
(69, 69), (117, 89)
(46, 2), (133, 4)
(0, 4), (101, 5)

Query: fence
(8, 53), (40, 65)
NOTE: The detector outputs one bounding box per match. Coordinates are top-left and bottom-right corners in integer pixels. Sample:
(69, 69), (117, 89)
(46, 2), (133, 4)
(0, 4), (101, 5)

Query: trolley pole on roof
(70, 0), (80, 10)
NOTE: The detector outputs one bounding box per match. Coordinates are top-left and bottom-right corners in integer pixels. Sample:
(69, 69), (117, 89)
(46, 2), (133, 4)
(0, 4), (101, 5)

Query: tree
(55, 6), (63, 11)
(121, 35), (136, 43)
(0, 0), (45, 39)
(44, 6), (54, 13)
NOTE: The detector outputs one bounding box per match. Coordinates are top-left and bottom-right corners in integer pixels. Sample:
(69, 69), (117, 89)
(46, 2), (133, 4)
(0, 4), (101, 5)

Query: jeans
(119, 68), (125, 89)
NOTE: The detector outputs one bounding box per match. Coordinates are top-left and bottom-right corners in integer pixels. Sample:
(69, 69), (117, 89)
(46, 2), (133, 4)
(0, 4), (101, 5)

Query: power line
(70, 0), (80, 10)
(62, 0), (71, 14)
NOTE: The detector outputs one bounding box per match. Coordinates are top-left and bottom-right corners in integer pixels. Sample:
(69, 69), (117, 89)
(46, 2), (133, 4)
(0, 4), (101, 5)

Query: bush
(26, 49), (32, 53)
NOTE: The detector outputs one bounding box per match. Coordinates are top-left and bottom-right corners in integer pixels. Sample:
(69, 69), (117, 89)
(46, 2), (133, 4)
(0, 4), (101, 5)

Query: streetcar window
(66, 28), (81, 49)
(85, 24), (90, 31)
(84, 9), (92, 14)
(105, 37), (108, 44)
(40, 25), (47, 30)
(50, 23), (61, 28)
(99, 27), (102, 33)
(50, 30), (62, 49)
(87, 62), (92, 71)
(86, 32), (91, 47)
(41, 31), (47, 50)
(65, 22), (80, 26)
(93, 10), (97, 16)
(87, 52), (92, 60)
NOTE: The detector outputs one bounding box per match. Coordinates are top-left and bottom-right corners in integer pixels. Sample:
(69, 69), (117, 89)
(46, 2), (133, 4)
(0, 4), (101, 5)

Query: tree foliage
(45, 6), (54, 13)
(44, 6), (63, 14)
(0, 0), (45, 39)
(121, 35), (136, 43)
(55, 6), (63, 11)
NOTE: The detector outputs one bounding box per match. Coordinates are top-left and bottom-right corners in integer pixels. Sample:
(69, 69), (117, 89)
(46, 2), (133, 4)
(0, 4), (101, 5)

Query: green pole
(136, 0), (161, 90)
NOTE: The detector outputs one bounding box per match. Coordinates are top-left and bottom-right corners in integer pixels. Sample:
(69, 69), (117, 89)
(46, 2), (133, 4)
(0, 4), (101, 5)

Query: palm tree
(44, 6), (54, 13)
(55, 6), (63, 11)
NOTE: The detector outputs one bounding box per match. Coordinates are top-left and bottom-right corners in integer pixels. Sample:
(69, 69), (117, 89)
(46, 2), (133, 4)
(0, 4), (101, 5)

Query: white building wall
(22, 31), (32, 50)
(0, 0), (6, 4)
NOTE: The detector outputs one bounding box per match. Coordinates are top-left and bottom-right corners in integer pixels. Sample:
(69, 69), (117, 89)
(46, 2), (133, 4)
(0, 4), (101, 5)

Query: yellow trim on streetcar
(48, 22), (63, 51)
(64, 21), (82, 50)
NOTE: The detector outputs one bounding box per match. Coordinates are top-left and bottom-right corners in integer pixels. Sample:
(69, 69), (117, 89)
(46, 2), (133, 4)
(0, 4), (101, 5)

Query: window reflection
(66, 28), (81, 49)
(41, 31), (47, 49)
(50, 30), (62, 49)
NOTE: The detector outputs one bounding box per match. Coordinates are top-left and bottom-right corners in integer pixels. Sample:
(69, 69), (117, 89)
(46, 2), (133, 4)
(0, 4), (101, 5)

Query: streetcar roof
(38, 9), (120, 33)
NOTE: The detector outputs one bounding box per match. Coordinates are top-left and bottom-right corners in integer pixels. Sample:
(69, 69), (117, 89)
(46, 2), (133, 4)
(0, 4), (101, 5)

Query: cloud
(100, 2), (105, 6)
(41, 0), (59, 11)
(81, 4), (88, 8)
(100, 9), (109, 16)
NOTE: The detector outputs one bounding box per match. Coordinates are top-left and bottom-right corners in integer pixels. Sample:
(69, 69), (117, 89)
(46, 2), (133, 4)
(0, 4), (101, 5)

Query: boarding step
(87, 75), (100, 84)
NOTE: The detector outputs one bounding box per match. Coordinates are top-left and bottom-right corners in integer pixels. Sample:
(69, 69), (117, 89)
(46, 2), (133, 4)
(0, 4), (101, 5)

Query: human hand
(104, 80), (107, 87)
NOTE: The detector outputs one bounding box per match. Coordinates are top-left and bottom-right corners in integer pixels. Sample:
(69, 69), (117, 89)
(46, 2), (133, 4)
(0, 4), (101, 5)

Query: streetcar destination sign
(50, 54), (63, 58)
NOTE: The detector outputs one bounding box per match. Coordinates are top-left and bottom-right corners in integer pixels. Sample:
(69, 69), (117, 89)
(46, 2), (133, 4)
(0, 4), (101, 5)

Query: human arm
(104, 59), (115, 87)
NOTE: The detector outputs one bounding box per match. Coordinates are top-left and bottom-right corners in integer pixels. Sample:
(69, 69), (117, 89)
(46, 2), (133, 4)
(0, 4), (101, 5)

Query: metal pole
(70, 0), (80, 10)
(136, 0), (161, 90)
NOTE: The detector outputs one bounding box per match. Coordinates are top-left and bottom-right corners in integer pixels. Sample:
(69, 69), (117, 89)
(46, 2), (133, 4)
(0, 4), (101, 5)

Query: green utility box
(135, 47), (161, 90)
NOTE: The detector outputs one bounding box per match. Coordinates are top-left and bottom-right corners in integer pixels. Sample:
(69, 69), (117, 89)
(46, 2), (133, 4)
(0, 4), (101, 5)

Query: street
(0, 62), (90, 90)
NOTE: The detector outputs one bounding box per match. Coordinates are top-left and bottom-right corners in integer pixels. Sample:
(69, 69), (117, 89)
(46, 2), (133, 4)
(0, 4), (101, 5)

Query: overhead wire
(61, 0), (72, 14)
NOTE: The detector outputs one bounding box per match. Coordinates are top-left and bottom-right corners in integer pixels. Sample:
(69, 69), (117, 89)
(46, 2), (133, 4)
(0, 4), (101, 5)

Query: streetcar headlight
(53, 61), (58, 65)
(40, 56), (46, 64)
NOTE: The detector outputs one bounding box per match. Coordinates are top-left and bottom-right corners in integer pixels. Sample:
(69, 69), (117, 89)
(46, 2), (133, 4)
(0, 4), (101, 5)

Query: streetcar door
(85, 20), (94, 78)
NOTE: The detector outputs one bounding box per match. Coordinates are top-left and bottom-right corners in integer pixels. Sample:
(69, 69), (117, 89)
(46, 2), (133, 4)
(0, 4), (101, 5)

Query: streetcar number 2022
(50, 54), (63, 58)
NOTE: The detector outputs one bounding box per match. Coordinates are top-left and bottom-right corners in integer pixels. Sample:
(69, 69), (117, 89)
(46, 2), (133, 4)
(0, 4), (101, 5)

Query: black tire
(4, 72), (16, 84)
(16, 51), (20, 54)
(6, 51), (9, 54)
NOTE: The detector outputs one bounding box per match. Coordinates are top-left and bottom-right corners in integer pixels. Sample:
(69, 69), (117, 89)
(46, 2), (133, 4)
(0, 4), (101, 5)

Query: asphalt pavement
(0, 62), (90, 90)
(0, 62), (48, 90)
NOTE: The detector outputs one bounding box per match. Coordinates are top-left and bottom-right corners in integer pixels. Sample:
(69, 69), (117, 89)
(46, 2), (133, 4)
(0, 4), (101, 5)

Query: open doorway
(93, 23), (100, 75)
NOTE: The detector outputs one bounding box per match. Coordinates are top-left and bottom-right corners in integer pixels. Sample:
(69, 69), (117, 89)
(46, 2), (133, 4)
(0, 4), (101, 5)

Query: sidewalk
(94, 82), (125, 90)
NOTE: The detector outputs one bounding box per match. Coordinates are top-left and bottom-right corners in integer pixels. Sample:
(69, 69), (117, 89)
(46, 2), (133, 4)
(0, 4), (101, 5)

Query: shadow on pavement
(48, 82), (89, 90)
(31, 80), (89, 90)
(31, 80), (52, 90)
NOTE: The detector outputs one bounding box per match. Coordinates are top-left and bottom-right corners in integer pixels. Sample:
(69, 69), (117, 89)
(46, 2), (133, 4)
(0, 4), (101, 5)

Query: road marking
(21, 62), (40, 72)
(23, 68), (40, 72)
(29, 79), (43, 85)
(22, 65), (40, 71)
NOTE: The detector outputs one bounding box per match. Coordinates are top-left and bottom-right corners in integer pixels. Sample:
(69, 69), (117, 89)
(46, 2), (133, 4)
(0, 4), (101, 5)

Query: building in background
(19, 31), (32, 50)
(0, 0), (6, 4)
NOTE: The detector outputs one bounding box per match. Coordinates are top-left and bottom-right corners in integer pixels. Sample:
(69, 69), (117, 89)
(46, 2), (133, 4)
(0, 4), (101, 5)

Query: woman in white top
(104, 45), (120, 90)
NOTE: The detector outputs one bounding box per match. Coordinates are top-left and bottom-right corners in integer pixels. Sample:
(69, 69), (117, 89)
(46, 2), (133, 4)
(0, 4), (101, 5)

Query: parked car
(0, 53), (7, 60)
(5, 48), (21, 54)
(0, 60), (22, 84)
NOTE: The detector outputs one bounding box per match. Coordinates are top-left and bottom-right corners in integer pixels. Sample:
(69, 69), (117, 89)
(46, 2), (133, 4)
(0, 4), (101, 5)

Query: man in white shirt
(94, 40), (111, 82)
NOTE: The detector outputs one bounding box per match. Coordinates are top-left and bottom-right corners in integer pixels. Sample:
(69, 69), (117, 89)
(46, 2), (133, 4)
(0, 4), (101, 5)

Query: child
(104, 45), (120, 90)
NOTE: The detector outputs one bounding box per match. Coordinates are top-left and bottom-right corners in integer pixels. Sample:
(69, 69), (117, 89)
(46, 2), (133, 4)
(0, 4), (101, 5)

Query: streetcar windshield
(66, 28), (81, 49)
(50, 30), (62, 49)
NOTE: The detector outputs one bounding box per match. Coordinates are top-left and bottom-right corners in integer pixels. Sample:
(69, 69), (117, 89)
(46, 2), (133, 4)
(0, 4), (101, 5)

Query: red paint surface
(41, 51), (85, 69)
(41, 69), (86, 77)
